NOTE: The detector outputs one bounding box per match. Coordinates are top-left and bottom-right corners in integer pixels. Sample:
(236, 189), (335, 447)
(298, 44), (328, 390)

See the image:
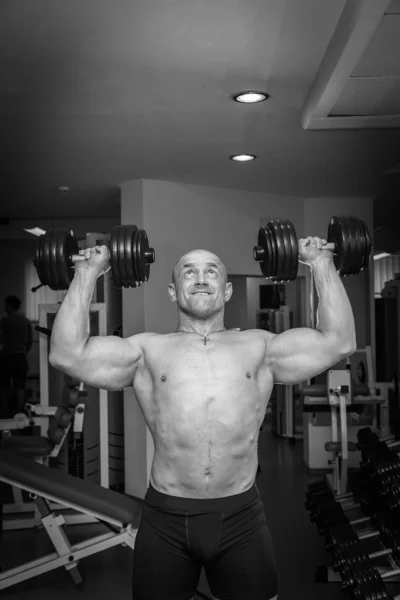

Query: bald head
(172, 249), (227, 286)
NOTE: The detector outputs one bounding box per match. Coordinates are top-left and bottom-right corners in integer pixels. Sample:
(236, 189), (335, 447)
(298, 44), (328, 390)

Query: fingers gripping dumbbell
(253, 215), (373, 282)
(33, 225), (155, 291)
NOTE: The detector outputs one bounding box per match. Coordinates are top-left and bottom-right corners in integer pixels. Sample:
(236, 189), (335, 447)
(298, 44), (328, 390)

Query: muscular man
(0, 295), (33, 415)
(49, 236), (356, 600)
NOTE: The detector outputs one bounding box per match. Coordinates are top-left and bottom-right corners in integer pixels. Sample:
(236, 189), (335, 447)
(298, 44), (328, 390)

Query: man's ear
(168, 284), (177, 303)
(224, 281), (233, 302)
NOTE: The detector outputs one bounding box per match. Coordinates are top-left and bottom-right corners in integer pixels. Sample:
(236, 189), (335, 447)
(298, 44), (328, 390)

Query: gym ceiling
(1, 0), (400, 234)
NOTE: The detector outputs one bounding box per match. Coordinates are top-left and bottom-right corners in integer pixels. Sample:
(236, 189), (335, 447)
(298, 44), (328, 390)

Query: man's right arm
(49, 246), (143, 391)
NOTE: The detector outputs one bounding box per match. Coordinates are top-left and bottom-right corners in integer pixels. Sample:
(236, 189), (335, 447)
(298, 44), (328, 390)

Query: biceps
(270, 329), (346, 385)
(58, 336), (140, 391)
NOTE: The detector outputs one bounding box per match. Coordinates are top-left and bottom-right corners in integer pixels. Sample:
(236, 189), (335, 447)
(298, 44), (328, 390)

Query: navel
(246, 372), (252, 379)
(161, 375), (167, 383)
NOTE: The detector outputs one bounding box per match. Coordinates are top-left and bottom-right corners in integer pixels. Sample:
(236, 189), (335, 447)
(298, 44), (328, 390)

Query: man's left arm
(267, 245), (356, 385)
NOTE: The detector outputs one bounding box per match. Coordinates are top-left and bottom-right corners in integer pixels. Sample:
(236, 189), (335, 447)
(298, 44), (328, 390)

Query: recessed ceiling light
(24, 227), (46, 237)
(230, 154), (257, 162)
(234, 92), (269, 104)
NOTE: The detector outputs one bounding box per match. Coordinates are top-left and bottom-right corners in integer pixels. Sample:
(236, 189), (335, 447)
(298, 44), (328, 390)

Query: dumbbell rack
(306, 427), (400, 599)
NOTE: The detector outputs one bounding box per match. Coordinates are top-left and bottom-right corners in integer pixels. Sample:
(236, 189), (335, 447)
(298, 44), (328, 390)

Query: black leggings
(132, 481), (278, 600)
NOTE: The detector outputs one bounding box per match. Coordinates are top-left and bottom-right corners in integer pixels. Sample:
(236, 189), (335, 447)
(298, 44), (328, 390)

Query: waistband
(145, 480), (259, 513)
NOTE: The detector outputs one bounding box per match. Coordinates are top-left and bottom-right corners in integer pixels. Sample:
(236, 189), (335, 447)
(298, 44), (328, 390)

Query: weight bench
(0, 447), (138, 590)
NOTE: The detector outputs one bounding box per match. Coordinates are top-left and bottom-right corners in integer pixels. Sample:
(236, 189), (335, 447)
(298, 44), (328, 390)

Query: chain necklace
(177, 328), (226, 346)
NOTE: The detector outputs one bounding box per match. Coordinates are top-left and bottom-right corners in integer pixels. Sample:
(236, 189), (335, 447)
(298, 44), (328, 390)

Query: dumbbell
(333, 523), (400, 565)
(341, 563), (400, 594)
(333, 544), (400, 576)
(33, 225), (155, 291)
(253, 215), (372, 282)
(327, 508), (400, 553)
(361, 455), (400, 481)
(305, 489), (354, 511)
(309, 502), (367, 531)
(324, 520), (382, 552)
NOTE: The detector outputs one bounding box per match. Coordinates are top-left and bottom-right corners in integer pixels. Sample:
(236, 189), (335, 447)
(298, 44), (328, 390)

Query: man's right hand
(74, 245), (111, 278)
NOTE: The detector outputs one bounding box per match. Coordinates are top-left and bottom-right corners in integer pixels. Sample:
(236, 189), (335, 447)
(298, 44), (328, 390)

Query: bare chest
(134, 334), (272, 440)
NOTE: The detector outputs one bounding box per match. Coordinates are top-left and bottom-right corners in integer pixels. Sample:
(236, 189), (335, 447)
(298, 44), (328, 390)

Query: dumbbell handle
(382, 566), (400, 581)
(369, 546), (397, 561)
(69, 246), (155, 265)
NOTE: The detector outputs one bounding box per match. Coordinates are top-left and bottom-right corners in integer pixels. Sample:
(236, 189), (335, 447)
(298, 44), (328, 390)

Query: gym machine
(302, 346), (392, 495)
(0, 401), (84, 530)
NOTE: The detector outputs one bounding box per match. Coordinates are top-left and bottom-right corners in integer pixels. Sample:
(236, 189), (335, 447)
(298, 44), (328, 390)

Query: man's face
(169, 250), (232, 318)
(4, 302), (11, 315)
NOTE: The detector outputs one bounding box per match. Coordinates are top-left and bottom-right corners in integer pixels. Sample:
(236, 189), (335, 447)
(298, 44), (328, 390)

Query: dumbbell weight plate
(47, 230), (61, 290)
(43, 231), (54, 289)
(138, 229), (153, 283)
(110, 225), (154, 288)
(270, 221), (286, 282)
(278, 222), (291, 282)
(131, 227), (141, 286)
(351, 217), (364, 275)
(352, 218), (365, 275)
(282, 220), (298, 282)
(287, 220), (299, 281)
(57, 230), (78, 290)
(35, 229), (79, 290)
(124, 225), (138, 287)
(110, 226), (123, 288)
(119, 226), (130, 287)
(133, 228), (142, 285)
(343, 217), (359, 276)
(119, 226), (129, 287)
(255, 227), (274, 278)
(327, 216), (351, 276)
(361, 219), (373, 270)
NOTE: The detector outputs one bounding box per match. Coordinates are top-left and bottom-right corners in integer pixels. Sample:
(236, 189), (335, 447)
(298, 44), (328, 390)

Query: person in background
(0, 295), (33, 416)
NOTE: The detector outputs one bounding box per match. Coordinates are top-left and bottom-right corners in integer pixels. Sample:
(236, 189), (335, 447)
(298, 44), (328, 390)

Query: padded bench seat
(0, 448), (137, 525)
(1, 435), (53, 457)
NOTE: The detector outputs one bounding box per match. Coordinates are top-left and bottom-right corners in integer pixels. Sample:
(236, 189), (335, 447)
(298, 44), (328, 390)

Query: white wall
(224, 276), (249, 330)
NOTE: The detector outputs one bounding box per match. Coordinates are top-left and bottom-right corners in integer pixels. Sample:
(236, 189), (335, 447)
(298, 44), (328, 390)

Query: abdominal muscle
(133, 332), (273, 499)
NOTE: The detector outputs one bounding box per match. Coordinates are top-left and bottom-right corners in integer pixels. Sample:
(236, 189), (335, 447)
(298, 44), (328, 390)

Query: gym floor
(0, 422), (361, 600)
